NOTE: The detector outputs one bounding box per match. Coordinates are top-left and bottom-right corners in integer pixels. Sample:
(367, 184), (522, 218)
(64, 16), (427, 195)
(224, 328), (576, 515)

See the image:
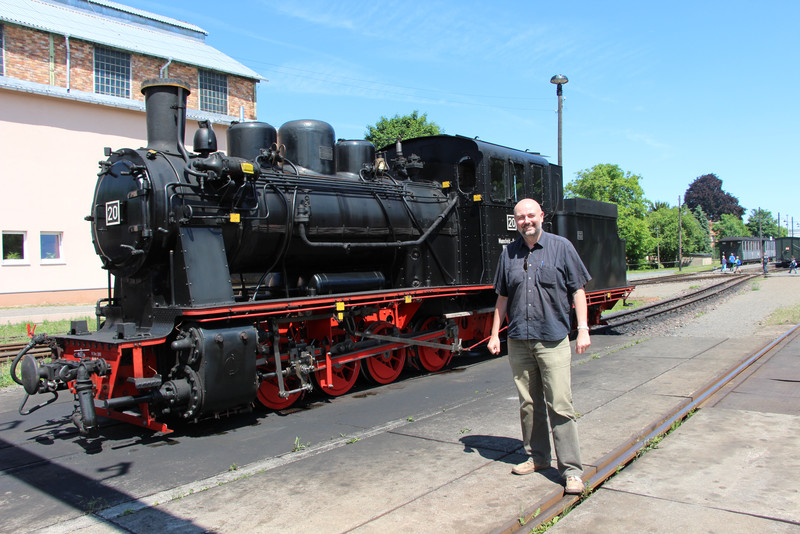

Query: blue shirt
(493, 232), (591, 341)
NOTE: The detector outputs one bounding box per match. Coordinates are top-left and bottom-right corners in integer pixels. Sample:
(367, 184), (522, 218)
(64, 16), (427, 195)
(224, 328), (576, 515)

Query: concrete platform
(6, 327), (793, 534)
(549, 328), (800, 533)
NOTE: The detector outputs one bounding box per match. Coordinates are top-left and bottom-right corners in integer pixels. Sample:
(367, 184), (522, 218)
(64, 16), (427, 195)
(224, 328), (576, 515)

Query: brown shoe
(565, 475), (584, 494)
(511, 458), (549, 475)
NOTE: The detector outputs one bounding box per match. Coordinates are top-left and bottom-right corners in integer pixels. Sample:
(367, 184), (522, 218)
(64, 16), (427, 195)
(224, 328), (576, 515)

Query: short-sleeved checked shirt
(493, 232), (591, 342)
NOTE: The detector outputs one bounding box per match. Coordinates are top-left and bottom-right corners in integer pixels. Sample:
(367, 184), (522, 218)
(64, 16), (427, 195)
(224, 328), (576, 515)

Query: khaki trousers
(507, 337), (582, 478)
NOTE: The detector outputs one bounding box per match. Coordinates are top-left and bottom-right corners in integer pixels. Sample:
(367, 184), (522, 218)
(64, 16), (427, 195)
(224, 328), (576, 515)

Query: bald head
(513, 198), (544, 243)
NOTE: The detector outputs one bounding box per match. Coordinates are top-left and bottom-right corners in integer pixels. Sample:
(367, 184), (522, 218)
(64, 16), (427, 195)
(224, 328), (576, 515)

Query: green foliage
(565, 163), (652, 263)
(566, 163), (648, 217)
(0, 362), (14, 389)
(684, 173), (744, 221)
(647, 205), (709, 263)
(364, 111), (442, 149)
(713, 213), (750, 239)
(746, 208), (783, 238)
(692, 205), (712, 253)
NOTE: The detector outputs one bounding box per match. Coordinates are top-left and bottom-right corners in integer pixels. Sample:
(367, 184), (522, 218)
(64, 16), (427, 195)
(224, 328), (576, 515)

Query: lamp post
(550, 74), (568, 166)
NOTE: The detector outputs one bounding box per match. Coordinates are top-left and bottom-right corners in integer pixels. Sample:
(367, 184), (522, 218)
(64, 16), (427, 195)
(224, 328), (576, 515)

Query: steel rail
(596, 274), (758, 332)
(491, 321), (800, 534)
(0, 342), (52, 366)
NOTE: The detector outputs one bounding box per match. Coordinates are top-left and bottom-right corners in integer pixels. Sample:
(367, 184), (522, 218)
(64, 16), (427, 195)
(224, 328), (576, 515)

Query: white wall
(0, 89), (230, 305)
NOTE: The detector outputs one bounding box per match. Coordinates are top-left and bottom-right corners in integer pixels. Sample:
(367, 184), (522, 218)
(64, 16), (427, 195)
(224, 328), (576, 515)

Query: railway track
(595, 274), (759, 333)
(0, 340), (55, 366)
(633, 264), (778, 286)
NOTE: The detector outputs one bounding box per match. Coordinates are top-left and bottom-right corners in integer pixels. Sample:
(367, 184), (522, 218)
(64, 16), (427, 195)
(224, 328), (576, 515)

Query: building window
(199, 70), (228, 114)
(2, 231), (27, 264)
(40, 232), (63, 263)
(95, 46), (131, 98)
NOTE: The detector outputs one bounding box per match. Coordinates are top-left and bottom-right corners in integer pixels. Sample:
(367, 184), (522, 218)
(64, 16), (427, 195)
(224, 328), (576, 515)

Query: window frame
(2, 231), (28, 265)
(489, 157), (507, 202)
(40, 231), (64, 265)
(457, 156), (476, 194)
(94, 45), (131, 98)
(199, 69), (228, 114)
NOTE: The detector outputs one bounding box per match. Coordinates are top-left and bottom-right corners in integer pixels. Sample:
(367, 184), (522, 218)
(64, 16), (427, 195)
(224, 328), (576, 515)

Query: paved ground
(0, 304), (95, 325)
(549, 326), (800, 533)
(2, 273), (799, 533)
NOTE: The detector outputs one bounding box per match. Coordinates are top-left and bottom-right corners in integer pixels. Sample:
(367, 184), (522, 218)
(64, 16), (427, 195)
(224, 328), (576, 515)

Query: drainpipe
(65, 34), (71, 92)
(159, 58), (173, 78)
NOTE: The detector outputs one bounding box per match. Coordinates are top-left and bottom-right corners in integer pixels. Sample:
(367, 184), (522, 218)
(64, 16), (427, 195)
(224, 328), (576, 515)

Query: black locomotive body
(13, 79), (631, 434)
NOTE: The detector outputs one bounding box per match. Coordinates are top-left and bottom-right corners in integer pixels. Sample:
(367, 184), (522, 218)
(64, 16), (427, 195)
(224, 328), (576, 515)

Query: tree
(364, 111), (442, 149)
(746, 208), (784, 238)
(646, 204), (708, 265)
(565, 163), (651, 264)
(712, 213), (750, 239)
(692, 205), (712, 254)
(684, 174), (745, 221)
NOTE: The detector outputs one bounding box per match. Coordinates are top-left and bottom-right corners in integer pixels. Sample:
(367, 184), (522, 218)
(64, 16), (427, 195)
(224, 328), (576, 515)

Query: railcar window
(489, 158), (506, 202)
(2, 231), (26, 263)
(529, 164), (544, 202)
(457, 156), (476, 193)
(512, 162), (524, 202)
(94, 46), (131, 98)
(199, 70), (228, 114)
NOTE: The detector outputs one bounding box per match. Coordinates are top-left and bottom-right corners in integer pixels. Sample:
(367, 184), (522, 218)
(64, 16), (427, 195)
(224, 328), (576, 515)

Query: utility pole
(678, 196), (683, 271)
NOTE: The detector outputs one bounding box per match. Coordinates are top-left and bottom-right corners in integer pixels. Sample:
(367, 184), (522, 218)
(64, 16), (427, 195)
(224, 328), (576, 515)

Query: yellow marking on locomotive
(404, 295), (412, 304)
(229, 213), (241, 223)
(442, 181), (451, 188)
(336, 301), (345, 320)
(240, 162), (254, 174)
(473, 194), (483, 202)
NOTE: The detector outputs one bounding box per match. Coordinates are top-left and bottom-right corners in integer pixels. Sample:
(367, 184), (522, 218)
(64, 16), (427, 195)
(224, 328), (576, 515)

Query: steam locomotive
(12, 79), (631, 435)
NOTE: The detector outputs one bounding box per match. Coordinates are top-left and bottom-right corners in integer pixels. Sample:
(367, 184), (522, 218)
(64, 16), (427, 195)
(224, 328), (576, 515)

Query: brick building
(0, 0), (262, 306)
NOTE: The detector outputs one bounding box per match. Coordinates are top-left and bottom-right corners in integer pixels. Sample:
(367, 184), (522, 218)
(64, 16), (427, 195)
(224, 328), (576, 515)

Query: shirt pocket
(537, 265), (559, 287)
(508, 263), (527, 289)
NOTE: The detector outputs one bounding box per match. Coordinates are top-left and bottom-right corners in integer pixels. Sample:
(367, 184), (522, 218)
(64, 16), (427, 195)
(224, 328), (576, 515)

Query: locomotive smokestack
(141, 78), (191, 154)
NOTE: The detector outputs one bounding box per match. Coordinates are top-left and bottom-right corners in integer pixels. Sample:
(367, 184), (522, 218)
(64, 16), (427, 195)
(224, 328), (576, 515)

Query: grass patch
(0, 361), (15, 389)
(602, 299), (646, 315)
(765, 304), (800, 326)
(0, 316), (96, 342)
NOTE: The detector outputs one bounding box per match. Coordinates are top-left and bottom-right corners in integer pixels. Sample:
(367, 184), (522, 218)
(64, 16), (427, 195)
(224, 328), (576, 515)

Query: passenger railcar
(718, 236), (776, 264)
(774, 237), (800, 267)
(12, 79), (631, 435)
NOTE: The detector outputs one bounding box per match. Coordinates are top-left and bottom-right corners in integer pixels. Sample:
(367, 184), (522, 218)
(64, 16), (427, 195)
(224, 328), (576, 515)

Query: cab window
(511, 162), (524, 202)
(489, 158), (506, 202)
(457, 156), (476, 193)
(529, 164), (543, 202)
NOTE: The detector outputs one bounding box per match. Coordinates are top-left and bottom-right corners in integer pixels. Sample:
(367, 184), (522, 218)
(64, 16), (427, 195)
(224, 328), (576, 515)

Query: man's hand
(575, 329), (591, 354)
(487, 334), (501, 355)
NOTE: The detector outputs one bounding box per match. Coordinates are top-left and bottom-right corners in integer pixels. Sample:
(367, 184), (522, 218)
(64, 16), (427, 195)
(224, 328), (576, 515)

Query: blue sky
(125, 0), (799, 231)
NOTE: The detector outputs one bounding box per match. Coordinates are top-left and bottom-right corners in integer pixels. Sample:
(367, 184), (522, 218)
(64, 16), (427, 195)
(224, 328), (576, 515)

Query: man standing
(488, 198), (591, 495)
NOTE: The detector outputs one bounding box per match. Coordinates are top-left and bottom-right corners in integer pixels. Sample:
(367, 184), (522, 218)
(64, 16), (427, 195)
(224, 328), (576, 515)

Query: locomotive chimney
(140, 78), (191, 154)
